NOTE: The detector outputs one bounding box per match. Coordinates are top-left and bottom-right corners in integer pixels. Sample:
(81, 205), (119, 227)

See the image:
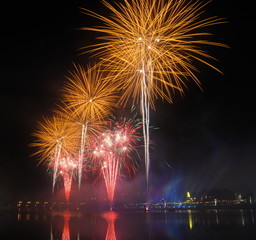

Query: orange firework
(31, 113), (79, 193)
(61, 63), (118, 188)
(62, 63), (118, 122)
(80, 0), (227, 107)
(80, 0), (227, 187)
(31, 113), (79, 165)
(55, 102), (104, 140)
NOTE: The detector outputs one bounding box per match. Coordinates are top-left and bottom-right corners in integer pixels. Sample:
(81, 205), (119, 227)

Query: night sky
(1, 0), (256, 202)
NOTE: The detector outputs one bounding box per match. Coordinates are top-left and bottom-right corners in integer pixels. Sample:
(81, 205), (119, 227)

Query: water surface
(1, 209), (256, 239)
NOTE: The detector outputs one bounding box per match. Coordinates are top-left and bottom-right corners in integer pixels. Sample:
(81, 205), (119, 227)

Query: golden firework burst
(80, 0), (227, 108)
(62, 63), (118, 122)
(30, 113), (79, 165)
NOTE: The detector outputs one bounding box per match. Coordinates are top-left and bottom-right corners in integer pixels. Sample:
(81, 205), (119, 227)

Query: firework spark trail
(78, 123), (88, 189)
(93, 132), (121, 209)
(140, 58), (153, 189)
(62, 64), (118, 189)
(92, 120), (141, 209)
(58, 156), (77, 201)
(141, 67), (150, 188)
(102, 152), (118, 210)
(52, 143), (62, 193)
(62, 171), (73, 202)
(81, 0), (227, 189)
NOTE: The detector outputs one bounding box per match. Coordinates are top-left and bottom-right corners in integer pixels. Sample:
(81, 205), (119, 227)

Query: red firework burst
(90, 120), (142, 209)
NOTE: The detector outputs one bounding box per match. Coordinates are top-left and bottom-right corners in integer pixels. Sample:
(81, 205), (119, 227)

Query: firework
(31, 114), (79, 194)
(81, 0), (227, 186)
(61, 63), (118, 189)
(57, 156), (77, 201)
(91, 119), (141, 210)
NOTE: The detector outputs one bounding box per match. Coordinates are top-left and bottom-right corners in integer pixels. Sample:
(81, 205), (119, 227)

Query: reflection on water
(215, 209), (219, 225)
(61, 212), (71, 240)
(103, 211), (117, 240)
(187, 210), (193, 230)
(17, 211), (21, 221)
(50, 211), (118, 240)
(26, 212), (30, 221)
(240, 209), (245, 226)
(8, 209), (256, 239)
(251, 209), (255, 224)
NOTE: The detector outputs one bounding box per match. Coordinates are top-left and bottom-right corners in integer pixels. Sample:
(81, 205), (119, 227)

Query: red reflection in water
(103, 211), (118, 240)
(62, 211), (71, 240)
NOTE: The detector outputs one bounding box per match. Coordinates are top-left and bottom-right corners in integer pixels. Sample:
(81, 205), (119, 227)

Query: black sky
(1, 0), (256, 202)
